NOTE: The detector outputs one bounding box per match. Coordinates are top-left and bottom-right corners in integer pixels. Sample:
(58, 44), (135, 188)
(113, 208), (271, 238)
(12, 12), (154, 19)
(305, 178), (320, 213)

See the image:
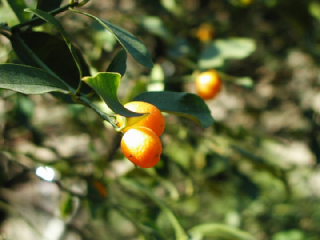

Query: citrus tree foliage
(0, 0), (319, 240)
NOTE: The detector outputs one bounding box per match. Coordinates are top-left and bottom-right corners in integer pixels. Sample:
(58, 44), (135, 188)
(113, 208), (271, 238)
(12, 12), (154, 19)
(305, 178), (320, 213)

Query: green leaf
(215, 38), (256, 59)
(106, 49), (127, 76)
(0, 64), (70, 94)
(272, 229), (304, 240)
(16, 95), (34, 121)
(82, 72), (143, 117)
(148, 64), (165, 91)
(133, 91), (214, 128)
(119, 179), (189, 240)
(188, 223), (256, 240)
(10, 31), (91, 93)
(25, 8), (83, 79)
(233, 76), (253, 88)
(309, 2), (320, 20)
(60, 194), (74, 219)
(141, 16), (172, 40)
(234, 169), (260, 200)
(71, 9), (154, 69)
(168, 38), (191, 58)
(92, 21), (117, 52)
(160, 0), (183, 17)
(6, 0), (31, 22)
(198, 43), (224, 69)
(198, 38), (256, 69)
(35, 0), (63, 12)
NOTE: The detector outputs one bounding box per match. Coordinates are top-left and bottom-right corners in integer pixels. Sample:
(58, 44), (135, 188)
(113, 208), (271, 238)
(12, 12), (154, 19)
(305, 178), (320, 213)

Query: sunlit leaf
(71, 9), (154, 69)
(272, 229), (305, 240)
(60, 194), (74, 219)
(133, 91), (214, 128)
(215, 38), (256, 59)
(83, 72), (143, 117)
(160, 0), (182, 16)
(188, 223), (256, 240)
(309, 2), (320, 20)
(6, 0), (30, 22)
(0, 64), (70, 94)
(148, 64), (165, 91)
(141, 16), (172, 39)
(198, 38), (256, 69)
(233, 76), (253, 88)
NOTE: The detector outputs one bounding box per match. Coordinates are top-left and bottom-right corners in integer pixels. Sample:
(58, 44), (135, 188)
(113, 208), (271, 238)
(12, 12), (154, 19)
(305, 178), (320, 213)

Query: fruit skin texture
(116, 101), (165, 137)
(121, 126), (162, 168)
(195, 70), (222, 100)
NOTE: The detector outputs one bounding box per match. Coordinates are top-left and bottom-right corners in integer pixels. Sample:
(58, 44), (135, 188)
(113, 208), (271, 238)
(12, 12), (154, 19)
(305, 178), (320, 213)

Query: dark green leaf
(72, 9), (154, 69)
(106, 49), (127, 76)
(35, 0), (63, 12)
(133, 91), (214, 128)
(0, 64), (70, 94)
(25, 8), (83, 78)
(6, 0), (30, 22)
(234, 169), (260, 200)
(10, 31), (91, 93)
(83, 72), (143, 117)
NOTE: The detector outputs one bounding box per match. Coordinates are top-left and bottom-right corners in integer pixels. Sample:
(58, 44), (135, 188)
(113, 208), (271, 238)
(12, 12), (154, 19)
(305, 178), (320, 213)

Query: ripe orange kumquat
(195, 70), (222, 100)
(116, 101), (165, 137)
(121, 126), (162, 168)
(196, 23), (215, 42)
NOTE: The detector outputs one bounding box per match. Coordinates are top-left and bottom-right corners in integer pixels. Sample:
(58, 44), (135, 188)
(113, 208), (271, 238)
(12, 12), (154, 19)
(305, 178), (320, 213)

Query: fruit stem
(76, 94), (119, 129)
(114, 116), (127, 132)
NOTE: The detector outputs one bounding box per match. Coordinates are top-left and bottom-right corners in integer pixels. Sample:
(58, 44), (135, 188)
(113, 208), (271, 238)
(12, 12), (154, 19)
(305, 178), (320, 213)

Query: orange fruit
(195, 70), (222, 100)
(121, 126), (162, 168)
(116, 101), (165, 137)
(196, 23), (215, 42)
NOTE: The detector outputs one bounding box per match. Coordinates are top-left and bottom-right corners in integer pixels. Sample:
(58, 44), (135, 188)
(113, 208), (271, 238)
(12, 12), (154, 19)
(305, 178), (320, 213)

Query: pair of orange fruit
(116, 101), (165, 168)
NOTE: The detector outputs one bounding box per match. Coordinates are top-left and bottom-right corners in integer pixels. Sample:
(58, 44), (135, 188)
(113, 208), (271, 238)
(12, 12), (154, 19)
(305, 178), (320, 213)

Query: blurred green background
(0, 0), (320, 239)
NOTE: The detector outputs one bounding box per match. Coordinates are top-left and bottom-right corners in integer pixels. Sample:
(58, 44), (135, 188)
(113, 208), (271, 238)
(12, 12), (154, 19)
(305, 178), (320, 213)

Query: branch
(11, 1), (86, 31)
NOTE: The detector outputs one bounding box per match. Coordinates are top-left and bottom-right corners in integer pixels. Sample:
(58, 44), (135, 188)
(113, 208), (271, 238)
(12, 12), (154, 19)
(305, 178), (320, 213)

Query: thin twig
(11, 1), (82, 31)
